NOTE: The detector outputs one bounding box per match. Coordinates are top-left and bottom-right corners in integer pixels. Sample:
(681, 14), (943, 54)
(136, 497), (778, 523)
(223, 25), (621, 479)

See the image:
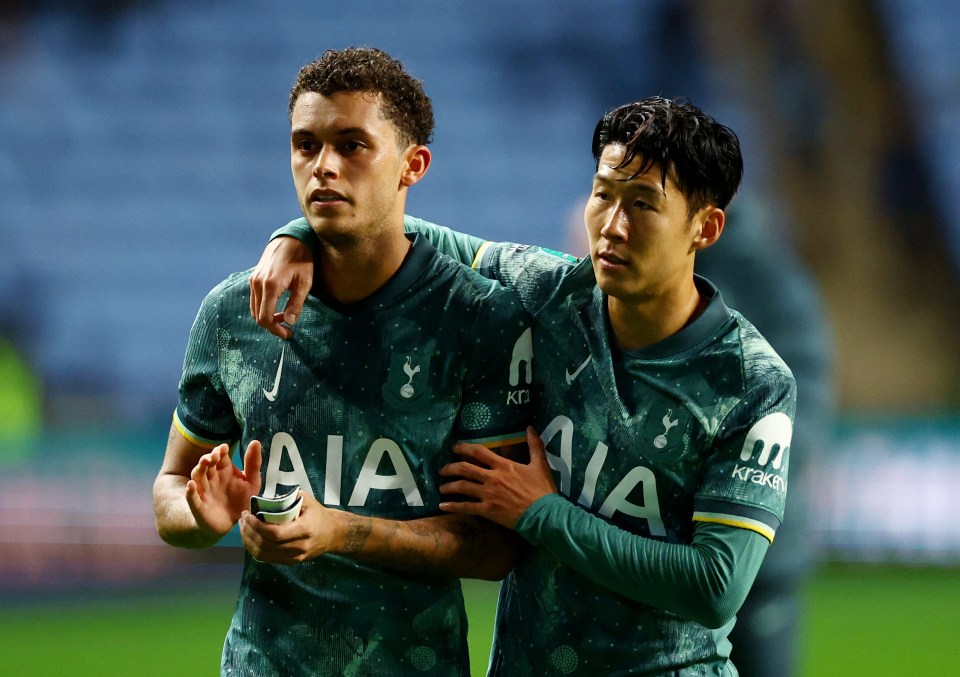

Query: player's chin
(594, 273), (629, 299)
(304, 218), (358, 247)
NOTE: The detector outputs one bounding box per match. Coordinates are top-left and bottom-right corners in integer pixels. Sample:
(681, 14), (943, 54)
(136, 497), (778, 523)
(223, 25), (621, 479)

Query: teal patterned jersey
(474, 243), (796, 676)
(269, 217), (798, 675)
(174, 234), (531, 677)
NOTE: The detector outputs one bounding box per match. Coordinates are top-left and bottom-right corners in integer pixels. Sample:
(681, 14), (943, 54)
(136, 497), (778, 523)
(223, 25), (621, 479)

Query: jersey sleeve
(693, 373), (797, 542)
(270, 217), (316, 249)
(268, 215), (488, 267)
(402, 215), (487, 266)
(173, 283), (241, 448)
(268, 216), (583, 317)
(454, 287), (532, 450)
(517, 494), (769, 628)
(474, 242), (581, 315)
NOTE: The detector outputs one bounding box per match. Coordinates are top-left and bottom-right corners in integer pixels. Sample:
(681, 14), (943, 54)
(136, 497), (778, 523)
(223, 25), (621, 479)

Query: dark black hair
(290, 47), (434, 147)
(591, 96), (743, 217)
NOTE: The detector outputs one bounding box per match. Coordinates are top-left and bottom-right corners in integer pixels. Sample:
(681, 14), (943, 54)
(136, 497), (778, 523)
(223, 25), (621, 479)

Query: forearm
(333, 511), (522, 581)
(152, 474), (223, 549)
(269, 216), (486, 267)
(517, 494), (768, 628)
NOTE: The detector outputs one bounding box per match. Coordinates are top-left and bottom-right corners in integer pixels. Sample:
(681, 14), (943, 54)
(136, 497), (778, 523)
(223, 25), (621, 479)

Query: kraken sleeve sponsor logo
(509, 328), (533, 386)
(738, 412), (791, 469)
(507, 327), (533, 405)
(732, 412), (792, 493)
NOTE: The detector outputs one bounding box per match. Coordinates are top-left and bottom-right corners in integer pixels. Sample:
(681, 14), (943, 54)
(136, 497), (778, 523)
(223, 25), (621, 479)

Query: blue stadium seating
(6, 0), (951, 424)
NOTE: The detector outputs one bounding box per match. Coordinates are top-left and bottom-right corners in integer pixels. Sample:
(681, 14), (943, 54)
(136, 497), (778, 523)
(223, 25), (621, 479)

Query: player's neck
(313, 229), (412, 305)
(607, 277), (704, 352)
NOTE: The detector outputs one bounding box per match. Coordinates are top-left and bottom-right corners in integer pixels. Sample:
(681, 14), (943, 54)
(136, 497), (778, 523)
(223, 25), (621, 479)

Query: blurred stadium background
(1, 1), (959, 674)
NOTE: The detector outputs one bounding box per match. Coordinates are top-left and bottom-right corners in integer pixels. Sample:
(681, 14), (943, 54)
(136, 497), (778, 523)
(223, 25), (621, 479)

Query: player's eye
(594, 191), (609, 202)
(341, 140), (365, 153)
(633, 200), (651, 210)
(295, 140), (317, 152)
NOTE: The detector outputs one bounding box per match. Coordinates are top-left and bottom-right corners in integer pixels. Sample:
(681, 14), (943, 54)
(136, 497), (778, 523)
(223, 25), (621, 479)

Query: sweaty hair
(289, 47), (434, 147)
(591, 96), (743, 217)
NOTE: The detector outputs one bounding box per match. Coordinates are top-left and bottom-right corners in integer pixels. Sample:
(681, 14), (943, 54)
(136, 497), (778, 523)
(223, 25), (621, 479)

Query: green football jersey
(475, 243), (796, 676)
(174, 234), (531, 677)
(270, 217), (798, 675)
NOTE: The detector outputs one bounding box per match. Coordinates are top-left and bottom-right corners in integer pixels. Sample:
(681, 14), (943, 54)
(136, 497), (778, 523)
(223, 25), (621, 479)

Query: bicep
(157, 423), (211, 480)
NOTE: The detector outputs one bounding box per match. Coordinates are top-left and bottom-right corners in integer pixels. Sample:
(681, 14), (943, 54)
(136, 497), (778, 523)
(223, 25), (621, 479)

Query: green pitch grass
(1, 564), (958, 676)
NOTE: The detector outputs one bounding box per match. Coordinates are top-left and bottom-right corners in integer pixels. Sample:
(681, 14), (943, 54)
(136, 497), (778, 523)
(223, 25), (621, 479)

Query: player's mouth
(596, 250), (629, 271)
(309, 188), (349, 207)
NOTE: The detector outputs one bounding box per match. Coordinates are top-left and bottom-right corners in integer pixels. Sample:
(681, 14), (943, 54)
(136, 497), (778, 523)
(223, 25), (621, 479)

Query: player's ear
(690, 206), (724, 252)
(400, 145), (431, 187)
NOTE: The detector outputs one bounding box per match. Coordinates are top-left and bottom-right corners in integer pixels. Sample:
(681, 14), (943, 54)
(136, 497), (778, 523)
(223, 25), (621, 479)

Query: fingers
(249, 272), (260, 325)
(239, 511), (310, 563)
(438, 478), (484, 499)
(451, 442), (501, 467)
(282, 275), (310, 327)
(250, 263), (292, 338)
(186, 478), (201, 503)
(438, 499), (482, 516)
(258, 285), (292, 339)
(189, 443), (233, 494)
(248, 237), (314, 339)
(439, 460), (488, 481)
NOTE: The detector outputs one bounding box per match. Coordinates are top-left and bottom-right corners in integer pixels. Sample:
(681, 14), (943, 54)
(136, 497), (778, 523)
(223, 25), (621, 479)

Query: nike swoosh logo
(565, 355), (590, 385)
(263, 344), (285, 402)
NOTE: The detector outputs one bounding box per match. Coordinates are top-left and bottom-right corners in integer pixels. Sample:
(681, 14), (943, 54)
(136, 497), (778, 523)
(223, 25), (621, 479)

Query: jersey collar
(310, 233), (434, 315)
(618, 275), (732, 360)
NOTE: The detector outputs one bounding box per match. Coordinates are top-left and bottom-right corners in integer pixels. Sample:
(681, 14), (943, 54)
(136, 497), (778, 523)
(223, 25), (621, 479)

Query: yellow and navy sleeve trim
(172, 410), (232, 449)
(471, 241), (494, 270)
(458, 430), (527, 449)
(692, 498), (781, 543)
(693, 512), (776, 543)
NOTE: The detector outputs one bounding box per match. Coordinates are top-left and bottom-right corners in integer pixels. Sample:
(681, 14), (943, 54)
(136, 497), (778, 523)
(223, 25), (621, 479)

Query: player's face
(290, 91), (421, 247)
(584, 144), (702, 303)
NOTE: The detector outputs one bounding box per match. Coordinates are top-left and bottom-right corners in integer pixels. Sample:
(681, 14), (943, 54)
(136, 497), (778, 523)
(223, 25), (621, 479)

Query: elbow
(154, 517), (184, 548)
(155, 520), (183, 548)
(693, 603), (736, 630)
(689, 585), (746, 629)
(155, 521), (216, 550)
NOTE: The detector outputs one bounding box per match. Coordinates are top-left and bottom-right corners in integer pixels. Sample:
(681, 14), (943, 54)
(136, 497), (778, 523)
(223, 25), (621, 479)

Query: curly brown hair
(289, 47), (434, 148)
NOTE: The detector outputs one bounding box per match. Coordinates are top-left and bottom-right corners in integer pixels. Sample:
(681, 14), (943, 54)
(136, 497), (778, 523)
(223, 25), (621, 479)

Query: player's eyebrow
(291, 127), (371, 139)
(593, 174), (666, 201)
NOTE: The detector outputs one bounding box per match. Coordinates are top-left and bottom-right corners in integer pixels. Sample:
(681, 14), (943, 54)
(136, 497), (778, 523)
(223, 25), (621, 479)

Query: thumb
(243, 440), (263, 488)
(526, 426), (548, 467)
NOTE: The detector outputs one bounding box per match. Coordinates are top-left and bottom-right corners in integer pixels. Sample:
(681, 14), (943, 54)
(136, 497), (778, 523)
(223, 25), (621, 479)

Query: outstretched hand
(186, 440), (263, 539)
(439, 427), (557, 529)
(249, 236), (314, 339)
